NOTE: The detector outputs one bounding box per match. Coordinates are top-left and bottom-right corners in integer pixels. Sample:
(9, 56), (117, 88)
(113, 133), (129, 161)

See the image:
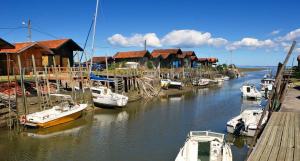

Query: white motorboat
(226, 108), (268, 137)
(175, 131), (232, 161)
(91, 86), (128, 107)
(193, 78), (210, 87)
(20, 94), (88, 128)
(222, 76), (230, 81)
(240, 84), (262, 99)
(198, 79), (210, 86)
(160, 79), (183, 89)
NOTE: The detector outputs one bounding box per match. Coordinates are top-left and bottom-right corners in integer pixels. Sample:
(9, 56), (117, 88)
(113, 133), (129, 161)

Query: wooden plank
(285, 113), (295, 161)
(277, 112), (291, 161)
(247, 113), (279, 161)
(260, 126), (278, 161)
(268, 112), (286, 161)
(260, 112), (284, 161)
(294, 113), (300, 161)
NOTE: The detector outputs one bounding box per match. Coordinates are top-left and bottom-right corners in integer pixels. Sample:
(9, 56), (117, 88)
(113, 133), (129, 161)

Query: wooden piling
(32, 55), (42, 110)
(17, 55), (28, 115)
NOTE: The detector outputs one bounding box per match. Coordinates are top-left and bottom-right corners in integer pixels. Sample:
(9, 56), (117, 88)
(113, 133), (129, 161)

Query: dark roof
(92, 56), (113, 64)
(114, 50), (151, 59)
(182, 51), (196, 57)
(0, 38), (14, 49)
(151, 49), (182, 59)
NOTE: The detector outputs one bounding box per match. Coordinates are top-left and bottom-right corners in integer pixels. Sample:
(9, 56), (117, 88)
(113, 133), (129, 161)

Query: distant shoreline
(238, 67), (267, 72)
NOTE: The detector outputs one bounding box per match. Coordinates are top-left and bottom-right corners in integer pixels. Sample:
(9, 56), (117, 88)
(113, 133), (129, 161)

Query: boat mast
(90, 0), (100, 74)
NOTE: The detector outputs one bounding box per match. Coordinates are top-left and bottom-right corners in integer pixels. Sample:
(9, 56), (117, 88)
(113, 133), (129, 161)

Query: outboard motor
(233, 119), (245, 136)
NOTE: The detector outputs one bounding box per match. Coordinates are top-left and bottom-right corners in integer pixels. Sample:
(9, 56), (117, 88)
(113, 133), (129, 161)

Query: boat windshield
(198, 141), (210, 161)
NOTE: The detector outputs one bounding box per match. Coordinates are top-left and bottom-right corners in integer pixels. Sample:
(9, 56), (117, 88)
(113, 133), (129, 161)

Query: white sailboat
(88, 0), (128, 108)
(20, 94), (88, 128)
(240, 83), (262, 99)
(91, 86), (128, 107)
(175, 131), (232, 161)
(226, 108), (268, 137)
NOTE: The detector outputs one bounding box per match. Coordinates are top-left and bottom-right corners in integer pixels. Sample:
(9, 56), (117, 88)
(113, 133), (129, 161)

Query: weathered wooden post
(44, 66), (52, 106)
(53, 56), (60, 92)
(17, 55), (28, 115)
(32, 55), (42, 110)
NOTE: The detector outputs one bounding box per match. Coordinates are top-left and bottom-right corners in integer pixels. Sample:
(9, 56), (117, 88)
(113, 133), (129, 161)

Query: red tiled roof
(0, 42), (33, 53)
(0, 39), (82, 54)
(0, 38), (14, 49)
(208, 58), (218, 63)
(0, 42), (54, 55)
(38, 39), (82, 51)
(151, 49), (181, 59)
(38, 39), (70, 49)
(114, 50), (150, 59)
(198, 57), (218, 63)
(198, 58), (208, 62)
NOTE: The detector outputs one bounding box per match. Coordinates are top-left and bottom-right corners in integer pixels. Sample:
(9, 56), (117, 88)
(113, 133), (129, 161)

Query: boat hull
(93, 97), (128, 107)
(26, 111), (82, 128)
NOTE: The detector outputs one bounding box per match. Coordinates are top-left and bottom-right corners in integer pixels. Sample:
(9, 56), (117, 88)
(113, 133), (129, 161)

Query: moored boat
(91, 86), (128, 107)
(175, 131), (232, 161)
(226, 108), (268, 137)
(240, 83), (262, 99)
(20, 94), (87, 128)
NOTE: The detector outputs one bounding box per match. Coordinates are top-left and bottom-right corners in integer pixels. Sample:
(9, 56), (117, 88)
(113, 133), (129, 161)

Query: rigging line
(31, 27), (60, 39)
(77, 19), (94, 62)
(0, 28), (23, 37)
(0, 27), (25, 30)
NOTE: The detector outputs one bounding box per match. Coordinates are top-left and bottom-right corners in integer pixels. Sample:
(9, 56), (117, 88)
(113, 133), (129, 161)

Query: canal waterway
(0, 70), (267, 161)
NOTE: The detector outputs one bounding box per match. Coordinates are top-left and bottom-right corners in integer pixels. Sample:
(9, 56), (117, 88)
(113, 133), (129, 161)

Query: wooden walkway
(247, 112), (300, 161)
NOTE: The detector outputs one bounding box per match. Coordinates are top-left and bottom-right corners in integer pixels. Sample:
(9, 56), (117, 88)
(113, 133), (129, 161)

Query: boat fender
(20, 115), (26, 124)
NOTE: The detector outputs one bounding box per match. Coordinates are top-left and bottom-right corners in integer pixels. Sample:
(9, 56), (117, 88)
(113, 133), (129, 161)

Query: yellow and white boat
(20, 94), (87, 128)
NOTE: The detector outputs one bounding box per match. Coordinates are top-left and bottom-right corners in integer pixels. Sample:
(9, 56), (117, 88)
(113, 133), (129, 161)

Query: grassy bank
(238, 67), (267, 72)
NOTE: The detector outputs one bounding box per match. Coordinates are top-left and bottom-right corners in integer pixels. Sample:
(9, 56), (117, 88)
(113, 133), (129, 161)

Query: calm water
(0, 70), (267, 161)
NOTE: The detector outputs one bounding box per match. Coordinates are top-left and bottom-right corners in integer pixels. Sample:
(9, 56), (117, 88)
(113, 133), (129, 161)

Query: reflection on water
(0, 70), (269, 161)
(226, 133), (254, 149)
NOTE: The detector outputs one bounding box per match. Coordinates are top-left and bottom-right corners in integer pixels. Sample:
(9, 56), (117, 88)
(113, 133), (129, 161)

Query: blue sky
(1, 0), (300, 66)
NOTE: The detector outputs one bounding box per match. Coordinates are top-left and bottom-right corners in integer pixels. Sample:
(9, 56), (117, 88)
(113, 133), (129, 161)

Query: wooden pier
(247, 112), (300, 161)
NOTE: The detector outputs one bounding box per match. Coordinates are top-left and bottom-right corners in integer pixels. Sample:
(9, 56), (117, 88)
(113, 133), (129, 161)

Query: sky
(1, 0), (300, 66)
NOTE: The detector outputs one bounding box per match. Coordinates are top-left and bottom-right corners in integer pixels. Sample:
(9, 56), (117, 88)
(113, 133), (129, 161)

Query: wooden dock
(247, 112), (300, 161)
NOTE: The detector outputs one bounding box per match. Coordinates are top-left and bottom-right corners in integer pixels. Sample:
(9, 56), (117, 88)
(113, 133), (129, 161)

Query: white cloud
(161, 30), (227, 47)
(270, 30), (280, 36)
(108, 33), (161, 47)
(277, 28), (300, 41)
(226, 38), (276, 51)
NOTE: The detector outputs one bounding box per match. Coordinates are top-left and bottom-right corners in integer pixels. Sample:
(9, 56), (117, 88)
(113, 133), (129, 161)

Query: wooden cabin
(0, 39), (82, 75)
(151, 49), (183, 68)
(92, 56), (113, 65)
(113, 50), (151, 66)
(197, 57), (219, 67)
(38, 39), (83, 67)
(0, 38), (15, 75)
(180, 51), (197, 68)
